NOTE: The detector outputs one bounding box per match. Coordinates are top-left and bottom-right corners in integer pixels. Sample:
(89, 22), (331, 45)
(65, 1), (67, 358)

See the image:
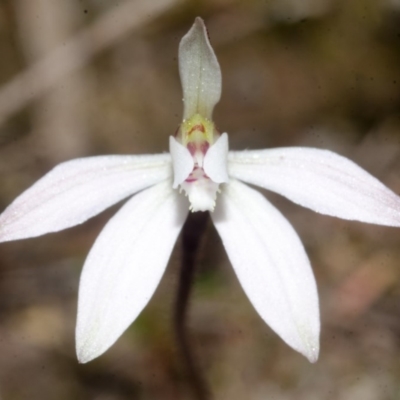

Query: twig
(14, 0), (90, 159)
(0, 0), (176, 126)
(174, 211), (212, 400)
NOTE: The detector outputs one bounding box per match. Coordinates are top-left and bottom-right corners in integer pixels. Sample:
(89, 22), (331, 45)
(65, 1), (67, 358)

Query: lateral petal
(0, 154), (171, 242)
(203, 133), (229, 183)
(211, 180), (320, 362)
(76, 181), (188, 363)
(179, 17), (222, 120)
(229, 147), (400, 226)
(169, 136), (194, 188)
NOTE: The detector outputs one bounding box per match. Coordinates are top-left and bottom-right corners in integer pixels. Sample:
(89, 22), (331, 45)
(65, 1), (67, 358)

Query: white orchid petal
(76, 181), (188, 363)
(229, 147), (400, 226)
(211, 180), (320, 362)
(0, 154), (171, 242)
(179, 17), (222, 120)
(203, 133), (229, 183)
(169, 136), (194, 188)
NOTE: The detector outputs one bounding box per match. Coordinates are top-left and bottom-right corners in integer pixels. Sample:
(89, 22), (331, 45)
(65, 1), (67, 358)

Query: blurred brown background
(1, 0), (400, 399)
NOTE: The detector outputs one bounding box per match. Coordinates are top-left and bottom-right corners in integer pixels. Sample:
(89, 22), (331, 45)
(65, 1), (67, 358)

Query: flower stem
(174, 211), (211, 400)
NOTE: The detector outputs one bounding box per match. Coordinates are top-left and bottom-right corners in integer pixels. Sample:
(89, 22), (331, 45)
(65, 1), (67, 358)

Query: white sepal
(76, 181), (188, 363)
(229, 147), (400, 226)
(203, 133), (229, 183)
(0, 154), (172, 242)
(211, 179), (320, 362)
(179, 17), (222, 120)
(169, 136), (194, 188)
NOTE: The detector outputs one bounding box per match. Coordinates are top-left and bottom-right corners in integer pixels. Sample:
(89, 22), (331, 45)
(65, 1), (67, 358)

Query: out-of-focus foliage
(1, 0), (400, 399)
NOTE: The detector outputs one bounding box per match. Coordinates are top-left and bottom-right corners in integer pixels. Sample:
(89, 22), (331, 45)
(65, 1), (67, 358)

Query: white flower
(1, 17), (400, 365)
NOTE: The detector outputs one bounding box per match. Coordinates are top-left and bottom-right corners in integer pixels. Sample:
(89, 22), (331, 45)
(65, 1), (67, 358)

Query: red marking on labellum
(184, 164), (211, 184)
(200, 142), (210, 154)
(187, 141), (210, 157)
(187, 142), (196, 156)
(188, 124), (205, 135)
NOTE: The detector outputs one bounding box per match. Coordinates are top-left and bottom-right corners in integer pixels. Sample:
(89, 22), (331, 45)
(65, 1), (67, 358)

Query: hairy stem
(174, 211), (211, 400)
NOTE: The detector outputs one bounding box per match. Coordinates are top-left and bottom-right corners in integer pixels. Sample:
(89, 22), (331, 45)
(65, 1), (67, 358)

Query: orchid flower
(1, 17), (400, 365)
